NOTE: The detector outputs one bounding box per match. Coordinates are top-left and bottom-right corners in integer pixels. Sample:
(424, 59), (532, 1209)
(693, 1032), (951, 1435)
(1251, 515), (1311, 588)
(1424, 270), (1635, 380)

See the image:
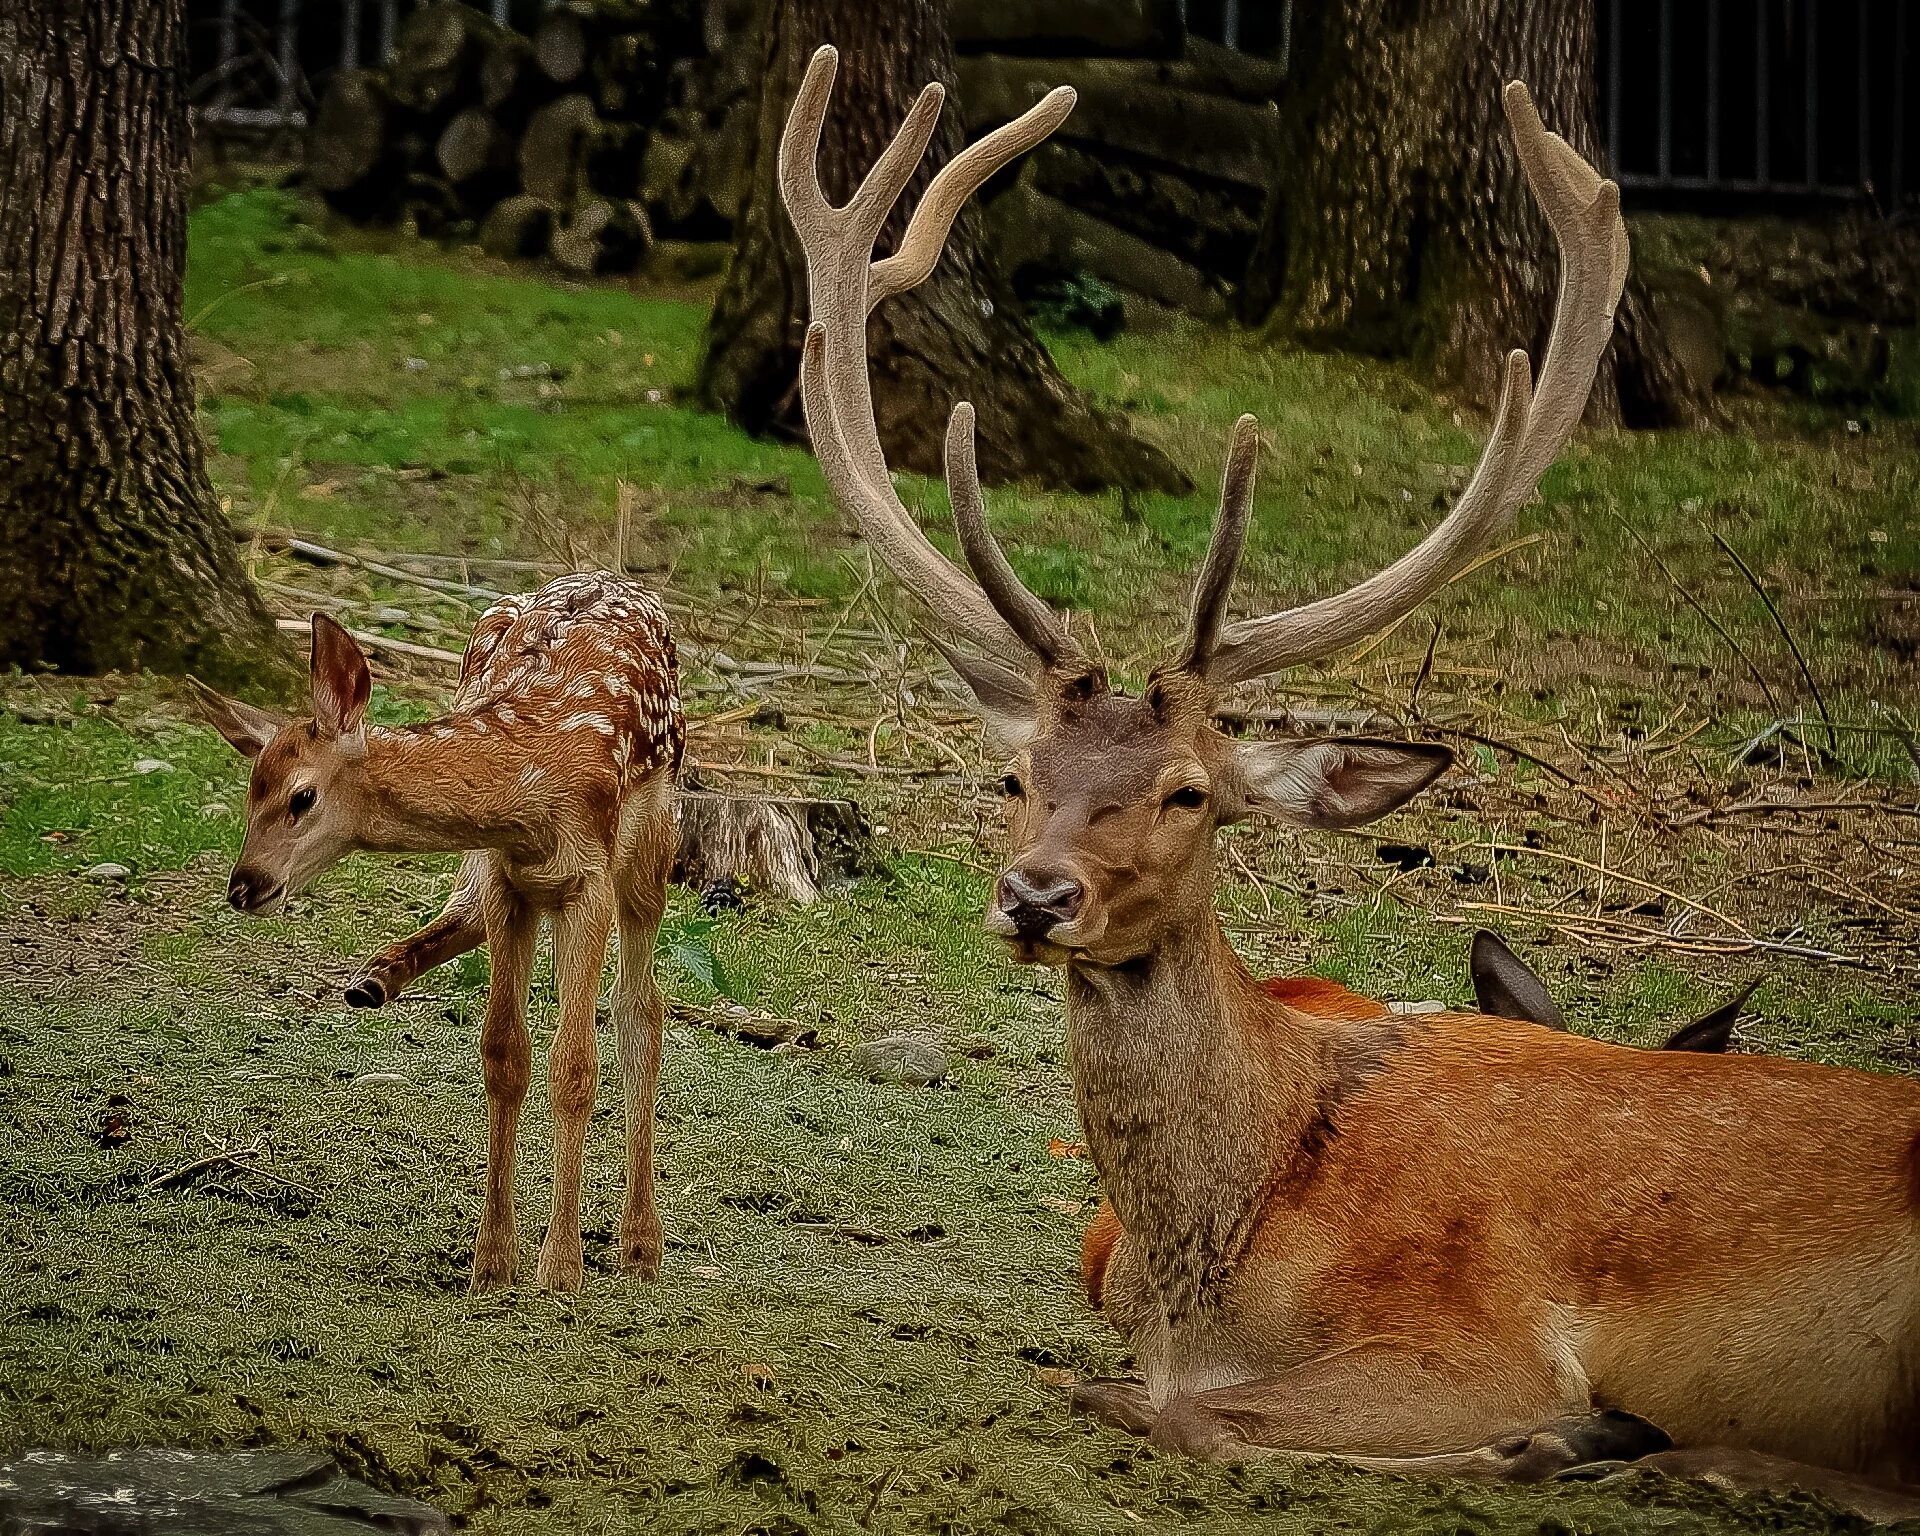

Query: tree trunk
(696, 0), (1190, 493)
(1248, 0), (1708, 428)
(0, 0), (290, 687)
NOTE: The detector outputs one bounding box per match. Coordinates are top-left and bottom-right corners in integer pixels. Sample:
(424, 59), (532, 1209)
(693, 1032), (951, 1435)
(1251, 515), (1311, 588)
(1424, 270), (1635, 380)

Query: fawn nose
(228, 870), (277, 912)
(996, 868), (1085, 937)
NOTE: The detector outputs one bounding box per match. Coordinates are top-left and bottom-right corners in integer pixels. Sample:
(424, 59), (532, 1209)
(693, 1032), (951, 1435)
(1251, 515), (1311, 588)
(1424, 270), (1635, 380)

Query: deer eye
(1163, 785), (1208, 812)
(999, 773), (1025, 799)
(289, 786), (317, 819)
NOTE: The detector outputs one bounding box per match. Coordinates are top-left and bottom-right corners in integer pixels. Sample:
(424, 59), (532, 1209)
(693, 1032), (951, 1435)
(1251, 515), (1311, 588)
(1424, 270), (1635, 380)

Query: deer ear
(1230, 737), (1451, 830)
(186, 677), (284, 759)
(930, 637), (1038, 751)
(309, 613), (371, 740)
(1470, 929), (1569, 1029)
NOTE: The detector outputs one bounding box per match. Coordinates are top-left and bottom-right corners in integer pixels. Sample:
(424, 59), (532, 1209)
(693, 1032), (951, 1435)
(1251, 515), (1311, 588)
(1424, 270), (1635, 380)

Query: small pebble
(201, 802), (231, 819)
(83, 863), (131, 882)
(131, 758), (171, 775)
(852, 1034), (948, 1087)
(351, 1072), (414, 1089)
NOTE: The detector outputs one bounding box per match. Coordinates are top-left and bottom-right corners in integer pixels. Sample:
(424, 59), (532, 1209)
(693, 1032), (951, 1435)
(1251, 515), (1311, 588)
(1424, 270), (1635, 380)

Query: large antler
(781, 45), (1079, 671)
(1193, 82), (1628, 685)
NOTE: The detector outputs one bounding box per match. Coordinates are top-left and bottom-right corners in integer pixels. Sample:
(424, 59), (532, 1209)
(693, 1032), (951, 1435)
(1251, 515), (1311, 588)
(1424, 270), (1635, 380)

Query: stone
(852, 1034), (949, 1087)
(83, 863), (131, 882)
(0, 1447), (451, 1534)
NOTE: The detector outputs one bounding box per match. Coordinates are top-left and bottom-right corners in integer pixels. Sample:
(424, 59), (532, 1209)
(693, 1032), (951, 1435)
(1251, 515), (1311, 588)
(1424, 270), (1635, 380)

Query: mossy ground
(1, 181), (1915, 1533)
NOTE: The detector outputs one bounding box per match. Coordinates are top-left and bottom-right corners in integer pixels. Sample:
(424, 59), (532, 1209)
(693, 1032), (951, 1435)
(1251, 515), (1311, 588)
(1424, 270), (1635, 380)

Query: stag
(780, 45), (1920, 1492)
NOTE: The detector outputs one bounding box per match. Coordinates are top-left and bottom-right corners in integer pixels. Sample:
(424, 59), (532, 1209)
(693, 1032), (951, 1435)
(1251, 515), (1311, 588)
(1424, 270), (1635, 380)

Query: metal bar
(379, 0), (398, 61)
(1706, 0), (1720, 181)
(1805, 0), (1819, 188)
(1222, 0), (1241, 51)
(276, 0), (298, 118)
(493, 0), (508, 21)
(342, 0), (361, 68)
(1657, 0), (1673, 181)
(1755, 0), (1769, 183)
(213, 0), (238, 109)
(1607, 0), (1623, 174)
(1895, 0), (1909, 205)
(1856, 0), (1870, 192)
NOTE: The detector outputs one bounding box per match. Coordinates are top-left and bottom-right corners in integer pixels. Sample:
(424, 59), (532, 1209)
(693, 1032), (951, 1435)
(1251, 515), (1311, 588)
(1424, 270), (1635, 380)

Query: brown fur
(198, 574), (682, 1295)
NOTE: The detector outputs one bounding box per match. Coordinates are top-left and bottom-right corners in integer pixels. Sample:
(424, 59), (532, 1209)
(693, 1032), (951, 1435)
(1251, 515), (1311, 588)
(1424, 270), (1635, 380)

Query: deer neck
(1064, 908), (1331, 1320)
(359, 720), (551, 860)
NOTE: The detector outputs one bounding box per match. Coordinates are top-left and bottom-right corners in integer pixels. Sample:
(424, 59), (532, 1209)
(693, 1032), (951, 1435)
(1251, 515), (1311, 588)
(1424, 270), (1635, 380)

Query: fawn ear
(1470, 929), (1569, 1029)
(309, 613), (371, 740)
(186, 677), (284, 759)
(1229, 737), (1451, 829)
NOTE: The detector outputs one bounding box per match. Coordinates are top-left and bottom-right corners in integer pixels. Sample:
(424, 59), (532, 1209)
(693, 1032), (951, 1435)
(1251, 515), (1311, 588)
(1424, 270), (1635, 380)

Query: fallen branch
(274, 616), (464, 668)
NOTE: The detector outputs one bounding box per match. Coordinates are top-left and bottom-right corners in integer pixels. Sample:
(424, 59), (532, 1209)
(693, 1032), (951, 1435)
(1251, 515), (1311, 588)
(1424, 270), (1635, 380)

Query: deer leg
(346, 853), (487, 1008)
(535, 886), (614, 1294)
(472, 882), (536, 1295)
(1143, 1345), (1571, 1466)
(1069, 1377), (1159, 1438)
(610, 879), (667, 1279)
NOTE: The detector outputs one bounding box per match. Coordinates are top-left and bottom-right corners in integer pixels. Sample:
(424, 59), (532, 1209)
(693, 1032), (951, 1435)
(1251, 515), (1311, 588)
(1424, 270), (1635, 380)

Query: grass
(2, 182), (1918, 1532)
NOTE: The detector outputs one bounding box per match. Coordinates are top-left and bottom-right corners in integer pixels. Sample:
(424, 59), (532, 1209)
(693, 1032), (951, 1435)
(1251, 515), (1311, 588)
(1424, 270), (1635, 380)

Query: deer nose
(228, 870), (278, 913)
(996, 868), (1084, 936)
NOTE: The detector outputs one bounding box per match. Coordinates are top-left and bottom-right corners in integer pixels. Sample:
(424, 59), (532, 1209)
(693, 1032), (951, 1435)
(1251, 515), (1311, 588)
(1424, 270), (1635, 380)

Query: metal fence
(194, 0), (1917, 210)
(194, 0), (556, 131)
(1597, 0), (1914, 208)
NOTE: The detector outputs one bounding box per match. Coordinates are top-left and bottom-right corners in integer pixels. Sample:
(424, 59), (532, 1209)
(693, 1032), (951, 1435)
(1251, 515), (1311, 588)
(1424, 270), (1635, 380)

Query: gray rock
(0, 1447), (450, 1534)
(350, 1072), (415, 1089)
(852, 1034), (949, 1087)
(83, 863), (131, 882)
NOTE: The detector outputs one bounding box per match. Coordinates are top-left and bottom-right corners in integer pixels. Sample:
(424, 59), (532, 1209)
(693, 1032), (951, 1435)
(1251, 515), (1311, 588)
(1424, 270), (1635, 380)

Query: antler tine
(872, 85), (1078, 310)
(1205, 80), (1624, 687)
(1179, 414), (1261, 672)
(781, 44), (1080, 674)
(946, 403), (1070, 667)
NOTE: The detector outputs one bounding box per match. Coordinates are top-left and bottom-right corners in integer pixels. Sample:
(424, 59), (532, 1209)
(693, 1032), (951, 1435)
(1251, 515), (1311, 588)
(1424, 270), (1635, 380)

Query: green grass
(186, 190), (1918, 764)
(2, 187), (1917, 1532)
(5, 701), (1909, 1535)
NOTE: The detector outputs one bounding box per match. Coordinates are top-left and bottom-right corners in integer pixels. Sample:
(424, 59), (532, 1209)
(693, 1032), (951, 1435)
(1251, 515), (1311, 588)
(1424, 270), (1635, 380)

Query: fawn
(780, 43), (1920, 1496)
(193, 572), (682, 1293)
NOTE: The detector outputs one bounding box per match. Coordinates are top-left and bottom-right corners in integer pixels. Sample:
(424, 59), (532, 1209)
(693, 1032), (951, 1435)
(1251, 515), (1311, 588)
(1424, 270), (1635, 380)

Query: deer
(780, 43), (1920, 1498)
(1468, 928), (1758, 1051)
(190, 572), (683, 1294)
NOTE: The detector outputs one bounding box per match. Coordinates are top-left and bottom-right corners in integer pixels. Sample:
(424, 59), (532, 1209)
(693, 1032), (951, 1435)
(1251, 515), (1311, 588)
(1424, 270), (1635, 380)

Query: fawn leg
(1070, 1378), (1159, 1438)
(609, 879), (668, 1278)
(473, 884), (536, 1294)
(535, 886), (614, 1293)
(345, 854), (486, 1007)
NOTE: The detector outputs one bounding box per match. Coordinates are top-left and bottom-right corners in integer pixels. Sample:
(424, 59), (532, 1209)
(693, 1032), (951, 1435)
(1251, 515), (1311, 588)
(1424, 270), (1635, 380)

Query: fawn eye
(1164, 785), (1208, 812)
(999, 773), (1025, 799)
(289, 786), (317, 819)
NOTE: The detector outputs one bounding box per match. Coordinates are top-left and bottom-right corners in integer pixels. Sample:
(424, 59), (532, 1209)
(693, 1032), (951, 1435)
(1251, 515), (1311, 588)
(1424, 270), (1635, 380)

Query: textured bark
(696, 0), (1188, 493)
(0, 0), (290, 687)
(1250, 0), (1708, 428)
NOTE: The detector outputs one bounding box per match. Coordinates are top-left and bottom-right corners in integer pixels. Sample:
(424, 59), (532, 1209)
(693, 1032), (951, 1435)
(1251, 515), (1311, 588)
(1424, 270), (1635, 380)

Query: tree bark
(1247, 0), (1709, 428)
(0, 0), (290, 687)
(696, 0), (1189, 493)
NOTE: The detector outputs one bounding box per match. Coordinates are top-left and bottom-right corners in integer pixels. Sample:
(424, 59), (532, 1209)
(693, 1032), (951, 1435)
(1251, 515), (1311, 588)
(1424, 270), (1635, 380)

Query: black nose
(228, 871), (278, 912)
(996, 868), (1084, 937)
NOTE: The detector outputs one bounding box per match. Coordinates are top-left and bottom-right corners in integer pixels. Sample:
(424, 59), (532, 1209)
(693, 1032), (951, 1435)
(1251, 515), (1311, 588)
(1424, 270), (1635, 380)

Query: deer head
(782, 48), (1626, 966)
(189, 615), (375, 913)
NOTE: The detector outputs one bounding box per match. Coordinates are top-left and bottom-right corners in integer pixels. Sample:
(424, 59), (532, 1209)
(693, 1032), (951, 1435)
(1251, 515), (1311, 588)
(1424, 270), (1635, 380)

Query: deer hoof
(535, 1246), (585, 1294)
(344, 975), (387, 1008)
